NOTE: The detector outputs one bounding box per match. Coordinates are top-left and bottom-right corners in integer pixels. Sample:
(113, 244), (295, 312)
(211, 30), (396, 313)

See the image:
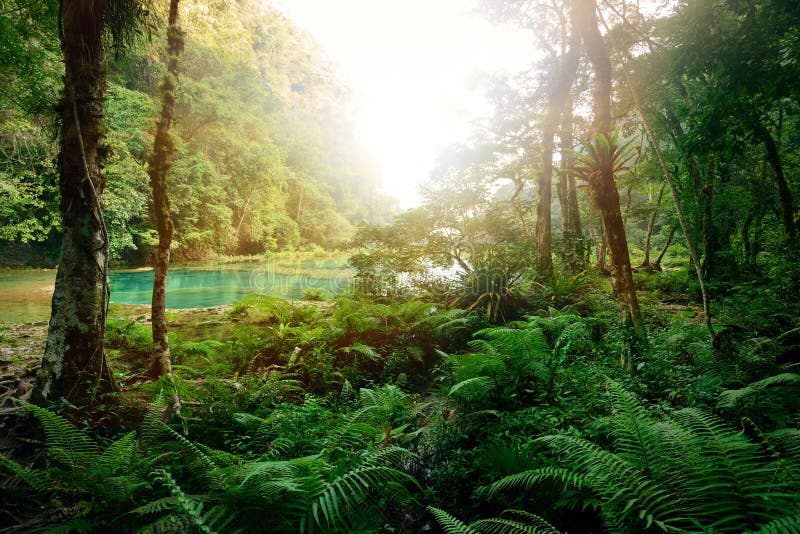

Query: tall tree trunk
(638, 183), (666, 271)
(34, 0), (116, 405)
(148, 0), (184, 378)
(558, 97), (585, 271)
(590, 217), (608, 273)
(701, 157), (716, 278)
(755, 121), (796, 238)
(536, 36), (580, 281)
(573, 0), (644, 337)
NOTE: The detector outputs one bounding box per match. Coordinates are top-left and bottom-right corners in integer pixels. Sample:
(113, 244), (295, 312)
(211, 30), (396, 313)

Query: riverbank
(0, 255), (352, 323)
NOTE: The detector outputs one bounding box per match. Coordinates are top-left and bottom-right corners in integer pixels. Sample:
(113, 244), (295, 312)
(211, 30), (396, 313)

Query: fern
(0, 452), (47, 491)
(447, 322), (558, 409)
(341, 342), (381, 362)
(309, 465), (418, 531)
(95, 431), (138, 478)
(428, 507), (481, 534)
(718, 373), (800, 426)
(151, 468), (237, 534)
(449, 376), (496, 404)
(477, 382), (800, 532)
(21, 401), (99, 472)
(429, 507), (562, 534)
(359, 384), (408, 427)
(161, 422), (220, 472)
(757, 513), (800, 533)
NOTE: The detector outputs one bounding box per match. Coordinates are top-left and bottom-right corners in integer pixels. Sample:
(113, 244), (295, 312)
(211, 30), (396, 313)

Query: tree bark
(701, 157), (716, 278)
(536, 33), (580, 281)
(558, 97), (585, 271)
(755, 121), (796, 238)
(573, 0), (644, 337)
(148, 0), (184, 378)
(33, 0), (116, 406)
(638, 183), (666, 271)
(653, 225), (675, 271)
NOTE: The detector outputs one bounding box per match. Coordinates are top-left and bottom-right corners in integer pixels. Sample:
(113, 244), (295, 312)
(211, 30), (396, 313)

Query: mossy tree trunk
(34, 0), (116, 405)
(573, 0), (644, 338)
(755, 121), (796, 239)
(148, 0), (184, 378)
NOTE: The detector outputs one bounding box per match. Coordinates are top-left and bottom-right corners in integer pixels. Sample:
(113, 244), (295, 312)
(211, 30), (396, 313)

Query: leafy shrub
(302, 287), (327, 301)
(105, 316), (152, 354)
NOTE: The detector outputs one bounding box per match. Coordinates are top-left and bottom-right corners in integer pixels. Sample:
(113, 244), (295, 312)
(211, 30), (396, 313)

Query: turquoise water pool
(0, 259), (352, 323)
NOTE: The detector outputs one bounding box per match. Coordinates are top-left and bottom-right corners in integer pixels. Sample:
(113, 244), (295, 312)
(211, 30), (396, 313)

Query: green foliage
(0, 450), (47, 492)
(446, 316), (585, 410)
(302, 287), (327, 301)
(6, 391), (419, 533)
(428, 507), (561, 534)
(718, 373), (800, 429)
(567, 131), (638, 187)
(479, 382), (800, 533)
(2, 0), (394, 266)
(143, 469), (237, 534)
(106, 316), (153, 355)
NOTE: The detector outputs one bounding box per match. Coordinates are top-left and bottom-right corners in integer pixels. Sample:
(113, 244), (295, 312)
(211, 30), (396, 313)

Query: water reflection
(0, 259), (352, 323)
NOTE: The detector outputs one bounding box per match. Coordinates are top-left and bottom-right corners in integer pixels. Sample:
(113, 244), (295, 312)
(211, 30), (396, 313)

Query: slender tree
(638, 183), (665, 272)
(536, 31), (580, 281)
(557, 97), (585, 271)
(572, 0), (644, 337)
(148, 0), (184, 378)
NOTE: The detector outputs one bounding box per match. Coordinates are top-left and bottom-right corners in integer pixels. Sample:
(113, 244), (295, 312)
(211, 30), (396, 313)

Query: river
(0, 258), (352, 324)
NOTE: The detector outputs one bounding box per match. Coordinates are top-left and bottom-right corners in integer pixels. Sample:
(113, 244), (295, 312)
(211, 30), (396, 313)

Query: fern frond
(130, 496), (183, 516)
(606, 382), (659, 470)
(161, 423), (219, 472)
(757, 513), (800, 533)
(428, 507), (480, 534)
(477, 467), (584, 499)
(343, 343), (381, 362)
(321, 407), (378, 455)
(472, 516), (560, 534)
(449, 376), (496, 402)
(21, 402), (98, 472)
(497, 510), (562, 533)
(0, 452), (47, 491)
(718, 373), (800, 410)
(152, 468), (235, 534)
(141, 391), (170, 446)
(310, 465), (418, 530)
(95, 431), (138, 478)
(362, 445), (418, 468)
(359, 384), (408, 425)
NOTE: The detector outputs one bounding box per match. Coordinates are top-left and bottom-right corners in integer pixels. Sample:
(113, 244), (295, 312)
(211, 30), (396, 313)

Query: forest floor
(0, 305), (232, 407)
(0, 300), (335, 407)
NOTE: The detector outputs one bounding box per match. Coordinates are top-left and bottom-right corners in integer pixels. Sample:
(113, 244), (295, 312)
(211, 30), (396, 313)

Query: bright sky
(272, 0), (534, 208)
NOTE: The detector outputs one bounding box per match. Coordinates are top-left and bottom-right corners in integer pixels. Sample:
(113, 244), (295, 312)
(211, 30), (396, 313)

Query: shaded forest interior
(1, 0), (799, 533)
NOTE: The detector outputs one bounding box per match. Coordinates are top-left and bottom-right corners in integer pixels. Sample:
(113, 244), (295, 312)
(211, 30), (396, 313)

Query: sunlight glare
(272, 0), (534, 208)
